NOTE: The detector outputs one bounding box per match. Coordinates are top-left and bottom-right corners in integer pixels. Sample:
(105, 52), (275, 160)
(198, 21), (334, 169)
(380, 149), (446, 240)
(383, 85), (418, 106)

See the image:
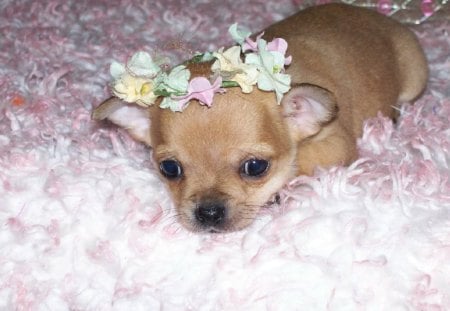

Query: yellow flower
(112, 74), (158, 106)
(212, 46), (258, 93)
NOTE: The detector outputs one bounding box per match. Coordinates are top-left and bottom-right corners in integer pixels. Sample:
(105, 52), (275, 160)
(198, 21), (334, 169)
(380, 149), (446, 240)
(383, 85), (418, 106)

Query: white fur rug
(0, 1), (449, 309)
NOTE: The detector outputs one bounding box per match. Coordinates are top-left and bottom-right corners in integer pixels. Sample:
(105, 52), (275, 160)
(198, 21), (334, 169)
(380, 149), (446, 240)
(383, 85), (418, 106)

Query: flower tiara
(109, 24), (292, 112)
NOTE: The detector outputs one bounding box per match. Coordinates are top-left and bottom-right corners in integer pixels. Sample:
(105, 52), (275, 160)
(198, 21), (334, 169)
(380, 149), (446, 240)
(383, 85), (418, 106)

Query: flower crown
(109, 24), (292, 112)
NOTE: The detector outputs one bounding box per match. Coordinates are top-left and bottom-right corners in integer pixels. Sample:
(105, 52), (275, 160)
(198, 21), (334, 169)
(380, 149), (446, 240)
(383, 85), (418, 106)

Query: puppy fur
(93, 4), (428, 232)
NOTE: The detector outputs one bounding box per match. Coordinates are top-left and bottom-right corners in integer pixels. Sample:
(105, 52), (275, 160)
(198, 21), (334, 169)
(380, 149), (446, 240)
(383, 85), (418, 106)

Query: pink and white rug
(1, 1), (449, 309)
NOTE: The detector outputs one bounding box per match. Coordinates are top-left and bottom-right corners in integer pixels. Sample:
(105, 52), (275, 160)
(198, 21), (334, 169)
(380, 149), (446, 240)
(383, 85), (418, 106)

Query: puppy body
(264, 4), (428, 174)
(93, 4), (427, 232)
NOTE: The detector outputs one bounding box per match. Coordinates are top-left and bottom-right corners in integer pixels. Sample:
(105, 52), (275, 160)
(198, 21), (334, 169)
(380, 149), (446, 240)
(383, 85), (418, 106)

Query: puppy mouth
(184, 193), (281, 233)
(265, 192), (281, 206)
(206, 227), (226, 234)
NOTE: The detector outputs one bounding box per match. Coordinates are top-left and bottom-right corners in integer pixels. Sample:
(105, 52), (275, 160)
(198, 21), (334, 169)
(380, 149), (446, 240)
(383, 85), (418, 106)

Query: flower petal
(267, 38), (288, 55)
(188, 77), (214, 92)
(267, 38), (292, 66)
(163, 65), (190, 93)
(244, 52), (259, 67)
(229, 23), (251, 45)
(110, 61), (126, 79)
(222, 46), (242, 67)
(284, 55), (292, 66)
(172, 77), (224, 109)
(128, 51), (161, 77)
(112, 74), (158, 106)
(160, 97), (184, 112)
(189, 77), (220, 106)
(256, 72), (291, 104)
(234, 67), (258, 93)
(242, 32), (264, 52)
(273, 73), (291, 103)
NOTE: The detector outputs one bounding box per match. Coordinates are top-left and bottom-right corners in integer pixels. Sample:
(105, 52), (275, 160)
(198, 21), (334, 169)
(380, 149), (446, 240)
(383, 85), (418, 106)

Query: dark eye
(159, 160), (183, 180)
(240, 158), (269, 178)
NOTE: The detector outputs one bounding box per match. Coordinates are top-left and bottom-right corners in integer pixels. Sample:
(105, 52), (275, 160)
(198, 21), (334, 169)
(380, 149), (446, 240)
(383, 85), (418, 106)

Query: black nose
(195, 203), (226, 227)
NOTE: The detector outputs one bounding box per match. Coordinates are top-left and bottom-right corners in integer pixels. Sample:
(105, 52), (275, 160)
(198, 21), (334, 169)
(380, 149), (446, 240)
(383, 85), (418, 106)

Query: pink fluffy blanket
(1, 1), (449, 309)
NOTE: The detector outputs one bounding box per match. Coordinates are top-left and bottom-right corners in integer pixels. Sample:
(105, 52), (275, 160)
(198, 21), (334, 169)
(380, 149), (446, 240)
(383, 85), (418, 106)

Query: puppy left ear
(92, 97), (152, 146)
(282, 83), (338, 141)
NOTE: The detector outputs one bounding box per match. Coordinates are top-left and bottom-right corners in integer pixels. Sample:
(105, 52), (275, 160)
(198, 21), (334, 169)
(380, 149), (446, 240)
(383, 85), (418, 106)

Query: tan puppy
(93, 4), (428, 232)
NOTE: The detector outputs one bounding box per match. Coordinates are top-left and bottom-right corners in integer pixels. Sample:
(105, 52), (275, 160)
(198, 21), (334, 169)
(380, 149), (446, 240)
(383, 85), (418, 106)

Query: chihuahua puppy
(93, 4), (427, 232)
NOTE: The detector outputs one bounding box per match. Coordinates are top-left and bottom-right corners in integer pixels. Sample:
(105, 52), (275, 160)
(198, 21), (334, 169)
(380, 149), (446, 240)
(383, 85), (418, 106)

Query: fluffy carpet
(1, 0), (449, 310)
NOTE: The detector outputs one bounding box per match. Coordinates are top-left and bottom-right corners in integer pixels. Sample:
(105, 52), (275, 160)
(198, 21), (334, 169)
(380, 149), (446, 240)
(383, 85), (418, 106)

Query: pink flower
(267, 38), (292, 66)
(174, 76), (225, 111)
(244, 34), (292, 66)
(242, 33), (264, 52)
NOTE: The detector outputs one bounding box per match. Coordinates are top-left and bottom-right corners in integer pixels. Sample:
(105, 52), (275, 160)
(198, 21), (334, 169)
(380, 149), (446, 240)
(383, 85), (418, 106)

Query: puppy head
(93, 83), (337, 232)
(151, 87), (298, 232)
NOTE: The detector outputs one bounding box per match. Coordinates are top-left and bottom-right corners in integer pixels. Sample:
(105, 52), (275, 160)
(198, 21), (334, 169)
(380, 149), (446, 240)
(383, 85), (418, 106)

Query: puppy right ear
(282, 83), (338, 141)
(92, 97), (152, 146)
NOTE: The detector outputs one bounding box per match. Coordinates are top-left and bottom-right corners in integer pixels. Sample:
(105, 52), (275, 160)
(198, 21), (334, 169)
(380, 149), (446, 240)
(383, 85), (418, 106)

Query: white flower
(112, 74), (158, 106)
(157, 65), (191, 111)
(212, 46), (258, 93)
(245, 39), (291, 103)
(110, 51), (162, 105)
(159, 65), (190, 95)
(128, 51), (161, 77)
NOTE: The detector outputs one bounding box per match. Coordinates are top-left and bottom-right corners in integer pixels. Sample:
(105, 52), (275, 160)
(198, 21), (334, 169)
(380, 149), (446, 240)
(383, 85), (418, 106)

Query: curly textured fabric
(0, 1), (449, 310)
